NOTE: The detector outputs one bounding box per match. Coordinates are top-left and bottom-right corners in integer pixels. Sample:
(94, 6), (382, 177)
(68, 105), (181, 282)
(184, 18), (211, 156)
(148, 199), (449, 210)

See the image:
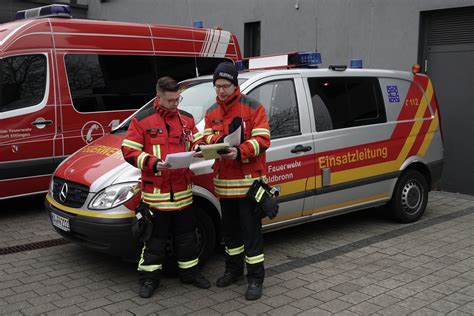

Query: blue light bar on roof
(350, 59), (363, 68)
(294, 52), (322, 67)
(16, 4), (72, 20)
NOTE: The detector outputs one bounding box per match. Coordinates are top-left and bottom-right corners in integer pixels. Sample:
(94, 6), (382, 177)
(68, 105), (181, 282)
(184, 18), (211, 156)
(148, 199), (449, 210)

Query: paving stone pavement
(0, 191), (473, 315)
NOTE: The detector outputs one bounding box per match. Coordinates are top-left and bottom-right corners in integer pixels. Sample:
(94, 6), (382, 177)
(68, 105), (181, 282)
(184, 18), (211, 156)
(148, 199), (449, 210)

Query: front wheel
(388, 170), (428, 223)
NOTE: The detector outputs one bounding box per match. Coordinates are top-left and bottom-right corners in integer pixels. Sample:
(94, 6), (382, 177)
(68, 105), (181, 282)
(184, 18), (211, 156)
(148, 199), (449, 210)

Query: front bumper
(45, 194), (138, 257)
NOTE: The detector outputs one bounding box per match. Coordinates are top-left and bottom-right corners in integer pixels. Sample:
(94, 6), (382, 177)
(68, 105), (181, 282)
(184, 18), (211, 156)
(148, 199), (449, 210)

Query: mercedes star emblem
(59, 183), (68, 203)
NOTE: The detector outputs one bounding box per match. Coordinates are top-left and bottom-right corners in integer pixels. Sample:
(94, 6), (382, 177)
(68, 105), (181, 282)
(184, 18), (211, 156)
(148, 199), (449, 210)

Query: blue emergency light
(350, 58), (363, 68)
(294, 52), (322, 67)
(16, 4), (72, 20)
(193, 20), (203, 28)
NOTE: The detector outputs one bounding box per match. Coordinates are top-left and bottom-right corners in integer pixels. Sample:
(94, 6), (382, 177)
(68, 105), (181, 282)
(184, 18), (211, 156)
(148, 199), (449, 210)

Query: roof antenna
(187, 0), (199, 78)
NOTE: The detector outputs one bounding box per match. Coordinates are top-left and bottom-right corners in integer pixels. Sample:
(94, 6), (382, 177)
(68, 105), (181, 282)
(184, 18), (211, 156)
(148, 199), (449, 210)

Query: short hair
(156, 76), (179, 93)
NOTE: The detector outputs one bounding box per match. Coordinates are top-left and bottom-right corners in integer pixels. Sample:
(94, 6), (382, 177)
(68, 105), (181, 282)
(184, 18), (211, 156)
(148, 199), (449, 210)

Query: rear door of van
(0, 52), (58, 198)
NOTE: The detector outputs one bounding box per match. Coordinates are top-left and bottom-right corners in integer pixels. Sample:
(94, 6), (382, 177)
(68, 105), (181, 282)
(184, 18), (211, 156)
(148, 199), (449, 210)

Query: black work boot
(139, 279), (158, 298)
(216, 271), (244, 287)
(245, 281), (263, 300)
(180, 270), (211, 289)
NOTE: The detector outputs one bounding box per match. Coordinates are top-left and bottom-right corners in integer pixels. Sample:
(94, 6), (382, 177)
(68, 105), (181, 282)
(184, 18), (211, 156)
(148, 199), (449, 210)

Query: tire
(388, 170), (428, 223)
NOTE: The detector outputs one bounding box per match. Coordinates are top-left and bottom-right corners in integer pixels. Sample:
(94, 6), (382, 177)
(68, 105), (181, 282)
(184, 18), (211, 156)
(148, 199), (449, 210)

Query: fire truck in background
(0, 4), (241, 199)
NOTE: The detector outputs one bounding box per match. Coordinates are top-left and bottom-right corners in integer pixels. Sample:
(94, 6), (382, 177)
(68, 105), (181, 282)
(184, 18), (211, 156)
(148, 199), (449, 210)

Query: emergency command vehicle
(0, 4), (241, 199)
(45, 52), (444, 262)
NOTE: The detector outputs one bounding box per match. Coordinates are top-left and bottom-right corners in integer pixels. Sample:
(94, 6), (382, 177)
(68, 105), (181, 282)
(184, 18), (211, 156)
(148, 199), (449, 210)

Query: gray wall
(0, 0), (88, 23)
(87, 0), (474, 71)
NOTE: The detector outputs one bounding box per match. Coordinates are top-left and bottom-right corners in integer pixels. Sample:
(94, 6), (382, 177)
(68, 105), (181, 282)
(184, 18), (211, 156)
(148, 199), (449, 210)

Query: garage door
(419, 6), (474, 195)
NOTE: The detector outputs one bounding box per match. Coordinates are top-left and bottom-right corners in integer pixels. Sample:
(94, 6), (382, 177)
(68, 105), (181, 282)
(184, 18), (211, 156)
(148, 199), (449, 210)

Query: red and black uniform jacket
(204, 87), (271, 198)
(122, 101), (203, 211)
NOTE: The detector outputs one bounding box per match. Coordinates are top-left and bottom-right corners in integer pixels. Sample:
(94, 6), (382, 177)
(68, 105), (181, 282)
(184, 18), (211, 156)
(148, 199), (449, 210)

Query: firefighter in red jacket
(203, 62), (271, 300)
(122, 76), (210, 298)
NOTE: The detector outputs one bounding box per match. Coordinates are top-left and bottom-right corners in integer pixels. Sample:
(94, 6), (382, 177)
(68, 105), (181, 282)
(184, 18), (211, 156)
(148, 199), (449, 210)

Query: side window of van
(248, 79), (300, 139)
(65, 55), (230, 113)
(0, 54), (47, 113)
(65, 54), (156, 112)
(308, 77), (386, 131)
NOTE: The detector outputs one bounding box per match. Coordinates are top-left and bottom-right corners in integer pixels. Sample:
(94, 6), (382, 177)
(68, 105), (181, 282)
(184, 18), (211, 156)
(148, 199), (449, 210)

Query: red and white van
(46, 52), (444, 261)
(0, 4), (241, 199)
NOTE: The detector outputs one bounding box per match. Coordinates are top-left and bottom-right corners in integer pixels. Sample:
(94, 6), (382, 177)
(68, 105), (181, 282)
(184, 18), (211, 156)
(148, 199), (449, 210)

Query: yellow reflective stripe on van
(137, 152), (149, 170)
(214, 177), (257, 187)
(203, 128), (213, 136)
(122, 139), (143, 151)
(137, 245), (162, 272)
(247, 139), (259, 156)
(251, 128), (270, 137)
(46, 194), (134, 218)
(215, 187), (250, 196)
(225, 245), (244, 256)
(177, 258), (199, 269)
(418, 110), (439, 156)
(245, 254), (264, 264)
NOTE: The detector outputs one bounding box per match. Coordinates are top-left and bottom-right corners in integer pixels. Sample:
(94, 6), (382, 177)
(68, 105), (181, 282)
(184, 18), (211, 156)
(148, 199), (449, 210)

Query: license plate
(51, 213), (70, 232)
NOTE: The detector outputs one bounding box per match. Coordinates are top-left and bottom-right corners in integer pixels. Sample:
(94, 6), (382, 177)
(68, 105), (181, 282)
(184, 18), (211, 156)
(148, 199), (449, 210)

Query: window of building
(65, 54), (228, 113)
(248, 79), (300, 139)
(308, 77), (386, 131)
(0, 54), (47, 112)
(244, 21), (261, 57)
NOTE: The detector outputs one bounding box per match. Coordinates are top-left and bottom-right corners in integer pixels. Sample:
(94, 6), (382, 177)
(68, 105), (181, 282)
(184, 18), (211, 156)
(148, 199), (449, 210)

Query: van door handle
(291, 145), (312, 153)
(31, 118), (52, 126)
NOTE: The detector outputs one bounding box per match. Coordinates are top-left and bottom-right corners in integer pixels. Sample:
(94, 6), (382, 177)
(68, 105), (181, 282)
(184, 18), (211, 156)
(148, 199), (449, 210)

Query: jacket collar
(216, 86), (241, 110)
(154, 97), (177, 118)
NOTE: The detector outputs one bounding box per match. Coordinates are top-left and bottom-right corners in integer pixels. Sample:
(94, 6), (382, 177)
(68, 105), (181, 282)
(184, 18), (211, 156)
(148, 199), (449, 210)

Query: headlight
(89, 182), (139, 210)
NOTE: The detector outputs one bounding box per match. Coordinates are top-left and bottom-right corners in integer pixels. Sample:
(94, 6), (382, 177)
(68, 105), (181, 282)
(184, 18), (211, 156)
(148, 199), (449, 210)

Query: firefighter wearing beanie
(203, 62), (271, 300)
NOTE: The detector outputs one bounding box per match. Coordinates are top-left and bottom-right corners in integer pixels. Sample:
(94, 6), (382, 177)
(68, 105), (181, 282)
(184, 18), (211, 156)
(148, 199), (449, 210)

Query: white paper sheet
(164, 151), (195, 169)
(223, 126), (241, 146)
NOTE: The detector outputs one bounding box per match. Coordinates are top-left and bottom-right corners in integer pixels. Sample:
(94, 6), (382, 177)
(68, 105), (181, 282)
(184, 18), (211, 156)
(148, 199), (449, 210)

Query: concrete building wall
(0, 0), (88, 23)
(87, 0), (474, 71)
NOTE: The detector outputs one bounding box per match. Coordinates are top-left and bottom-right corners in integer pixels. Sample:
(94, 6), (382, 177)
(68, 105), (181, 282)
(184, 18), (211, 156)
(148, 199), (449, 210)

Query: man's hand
(156, 161), (171, 170)
(193, 151), (203, 158)
(153, 159), (171, 172)
(219, 147), (238, 160)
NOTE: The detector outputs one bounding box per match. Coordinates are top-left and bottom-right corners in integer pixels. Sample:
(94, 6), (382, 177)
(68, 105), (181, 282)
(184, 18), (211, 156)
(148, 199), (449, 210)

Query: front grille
(52, 177), (89, 208)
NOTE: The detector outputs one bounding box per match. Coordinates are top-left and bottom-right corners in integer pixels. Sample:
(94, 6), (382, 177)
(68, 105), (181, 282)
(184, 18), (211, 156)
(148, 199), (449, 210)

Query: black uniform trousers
(138, 206), (199, 283)
(220, 197), (265, 284)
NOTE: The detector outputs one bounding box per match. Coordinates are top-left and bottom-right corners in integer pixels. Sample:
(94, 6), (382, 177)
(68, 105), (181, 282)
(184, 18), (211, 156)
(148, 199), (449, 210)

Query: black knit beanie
(213, 62), (238, 86)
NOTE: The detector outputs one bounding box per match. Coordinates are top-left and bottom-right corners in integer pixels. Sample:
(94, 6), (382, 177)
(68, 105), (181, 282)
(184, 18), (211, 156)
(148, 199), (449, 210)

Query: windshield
(113, 79), (215, 134)
(113, 78), (246, 134)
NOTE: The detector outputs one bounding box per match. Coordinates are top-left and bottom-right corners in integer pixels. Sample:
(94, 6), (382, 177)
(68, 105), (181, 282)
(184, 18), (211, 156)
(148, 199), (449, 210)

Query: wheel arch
(400, 157), (432, 191)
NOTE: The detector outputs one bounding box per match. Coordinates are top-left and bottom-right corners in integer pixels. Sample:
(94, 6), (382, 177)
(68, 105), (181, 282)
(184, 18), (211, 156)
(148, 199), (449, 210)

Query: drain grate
(0, 238), (70, 255)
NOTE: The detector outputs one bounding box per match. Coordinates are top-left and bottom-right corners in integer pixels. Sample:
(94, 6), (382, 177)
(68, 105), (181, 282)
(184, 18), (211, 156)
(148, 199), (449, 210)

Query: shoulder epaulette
(135, 106), (155, 122)
(206, 102), (219, 113)
(178, 109), (193, 119)
(240, 95), (260, 110)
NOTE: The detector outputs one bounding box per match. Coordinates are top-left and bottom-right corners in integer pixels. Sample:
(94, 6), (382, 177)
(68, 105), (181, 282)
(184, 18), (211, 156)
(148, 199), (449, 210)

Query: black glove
(131, 201), (154, 242)
(261, 197), (279, 219)
(247, 179), (279, 220)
